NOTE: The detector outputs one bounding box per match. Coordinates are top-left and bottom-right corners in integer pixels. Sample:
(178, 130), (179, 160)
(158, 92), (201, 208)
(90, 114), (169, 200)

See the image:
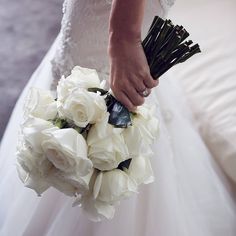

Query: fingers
(112, 89), (137, 112)
(139, 87), (151, 97)
(129, 75), (147, 92)
(109, 66), (159, 111)
(110, 78), (145, 111)
(124, 84), (145, 106)
(131, 69), (159, 90)
(143, 74), (159, 89)
(110, 75), (159, 111)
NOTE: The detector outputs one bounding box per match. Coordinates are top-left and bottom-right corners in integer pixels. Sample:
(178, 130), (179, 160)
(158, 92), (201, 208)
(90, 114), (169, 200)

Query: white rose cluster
(17, 65), (159, 222)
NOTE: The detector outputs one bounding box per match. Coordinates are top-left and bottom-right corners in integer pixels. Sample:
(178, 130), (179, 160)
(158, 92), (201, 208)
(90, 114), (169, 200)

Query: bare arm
(108, 0), (146, 43)
(108, 0), (158, 111)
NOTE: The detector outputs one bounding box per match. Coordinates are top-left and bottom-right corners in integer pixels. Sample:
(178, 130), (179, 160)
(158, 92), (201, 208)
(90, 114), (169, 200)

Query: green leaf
(53, 118), (68, 129)
(88, 87), (108, 95)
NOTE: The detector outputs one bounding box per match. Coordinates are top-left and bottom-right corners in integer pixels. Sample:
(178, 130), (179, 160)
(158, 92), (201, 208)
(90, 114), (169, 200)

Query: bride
(0, 0), (236, 235)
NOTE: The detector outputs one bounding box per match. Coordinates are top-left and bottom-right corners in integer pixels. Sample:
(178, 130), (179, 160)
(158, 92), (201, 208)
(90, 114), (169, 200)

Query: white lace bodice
(50, 0), (175, 89)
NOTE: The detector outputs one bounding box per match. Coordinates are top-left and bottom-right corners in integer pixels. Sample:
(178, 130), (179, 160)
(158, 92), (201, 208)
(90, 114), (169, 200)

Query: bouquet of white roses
(17, 66), (159, 221)
(16, 16), (200, 221)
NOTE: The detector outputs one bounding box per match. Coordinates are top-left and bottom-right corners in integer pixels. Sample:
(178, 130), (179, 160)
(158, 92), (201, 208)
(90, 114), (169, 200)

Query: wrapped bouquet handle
(107, 16), (201, 128)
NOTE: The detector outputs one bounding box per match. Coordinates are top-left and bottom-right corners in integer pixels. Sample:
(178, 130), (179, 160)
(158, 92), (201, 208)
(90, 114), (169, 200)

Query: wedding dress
(1, 0), (236, 235)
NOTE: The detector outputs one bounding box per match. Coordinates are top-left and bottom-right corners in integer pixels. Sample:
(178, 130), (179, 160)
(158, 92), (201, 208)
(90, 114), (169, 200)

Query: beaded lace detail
(50, 0), (74, 89)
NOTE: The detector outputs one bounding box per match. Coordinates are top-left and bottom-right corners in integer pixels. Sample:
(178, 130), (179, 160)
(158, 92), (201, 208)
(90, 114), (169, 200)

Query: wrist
(108, 30), (141, 57)
(108, 29), (141, 44)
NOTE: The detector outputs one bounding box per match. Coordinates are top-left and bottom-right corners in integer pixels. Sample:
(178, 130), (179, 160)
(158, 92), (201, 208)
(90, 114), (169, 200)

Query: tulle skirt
(0, 33), (236, 236)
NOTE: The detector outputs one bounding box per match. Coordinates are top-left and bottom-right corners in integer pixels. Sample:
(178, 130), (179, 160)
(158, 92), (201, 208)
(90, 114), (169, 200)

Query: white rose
(22, 116), (55, 153)
(63, 167), (95, 194)
(46, 168), (77, 196)
(17, 139), (53, 176)
(72, 169), (116, 221)
(87, 114), (129, 171)
(41, 128), (92, 176)
(73, 194), (115, 222)
(133, 104), (160, 145)
(58, 88), (107, 127)
(18, 117), (57, 195)
(17, 165), (51, 196)
(93, 169), (137, 203)
(24, 87), (57, 120)
(16, 141), (52, 195)
(57, 66), (101, 102)
(46, 167), (94, 197)
(123, 125), (143, 157)
(17, 135), (94, 197)
(125, 155), (154, 185)
(122, 104), (159, 157)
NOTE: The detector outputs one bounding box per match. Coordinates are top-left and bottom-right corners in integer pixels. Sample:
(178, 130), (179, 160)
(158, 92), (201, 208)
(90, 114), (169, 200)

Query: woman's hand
(107, 0), (159, 111)
(108, 38), (159, 112)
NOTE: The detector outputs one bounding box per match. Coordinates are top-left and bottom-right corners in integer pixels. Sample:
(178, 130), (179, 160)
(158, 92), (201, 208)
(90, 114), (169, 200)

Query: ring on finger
(139, 87), (149, 97)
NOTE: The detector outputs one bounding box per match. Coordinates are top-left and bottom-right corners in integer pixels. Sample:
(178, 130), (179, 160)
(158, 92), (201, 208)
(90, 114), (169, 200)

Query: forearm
(107, 0), (157, 111)
(108, 0), (147, 44)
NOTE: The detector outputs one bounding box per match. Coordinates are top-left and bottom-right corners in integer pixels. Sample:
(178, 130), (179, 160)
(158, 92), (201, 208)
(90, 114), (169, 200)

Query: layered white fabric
(0, 0), (236, 235)
(169, 0), (236, 183)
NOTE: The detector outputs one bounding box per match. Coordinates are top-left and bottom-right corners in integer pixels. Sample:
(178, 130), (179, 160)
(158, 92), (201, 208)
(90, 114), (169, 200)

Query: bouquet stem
(142, 16), (201, 79)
